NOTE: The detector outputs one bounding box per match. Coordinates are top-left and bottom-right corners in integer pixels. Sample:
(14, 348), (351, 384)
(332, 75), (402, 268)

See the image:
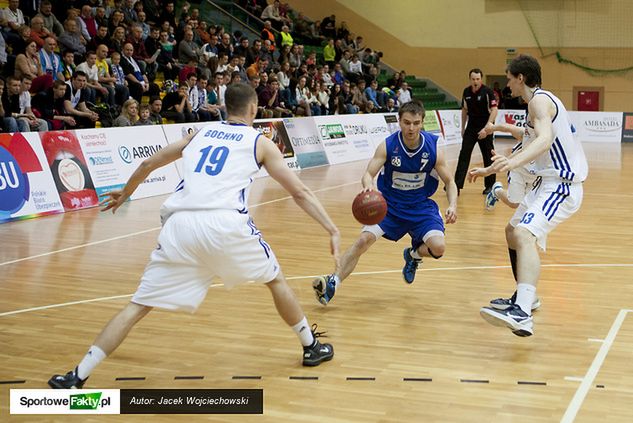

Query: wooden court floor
(1, 140), (632, 422)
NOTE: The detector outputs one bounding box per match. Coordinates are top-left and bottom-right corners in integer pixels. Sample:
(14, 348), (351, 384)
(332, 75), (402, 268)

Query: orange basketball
(352, 190), (387, 225)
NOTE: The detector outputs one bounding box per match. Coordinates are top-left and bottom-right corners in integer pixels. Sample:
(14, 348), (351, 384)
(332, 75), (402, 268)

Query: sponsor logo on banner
(10, 389), (120, 414)
(132, 145), (163, 160)
(344, 124), (368, 136)
(319, 124), (345, 140)
(494, 110), (527, 137)
(118, 146), (132, 164)
(622, 112), (633, 142)
(88, 155), (114, 166)
(584, 116), (621, 132)
(0, 135), (42, 216)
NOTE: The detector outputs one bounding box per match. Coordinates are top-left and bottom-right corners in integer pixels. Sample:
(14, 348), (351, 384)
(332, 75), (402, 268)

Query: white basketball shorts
(132, 210), (280, 313)
(509, 178), (583, 250)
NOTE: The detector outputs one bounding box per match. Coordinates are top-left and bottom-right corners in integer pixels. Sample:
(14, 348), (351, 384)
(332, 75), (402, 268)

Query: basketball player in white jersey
(468, 54), (588, 336)
(49, 84), (341, 389)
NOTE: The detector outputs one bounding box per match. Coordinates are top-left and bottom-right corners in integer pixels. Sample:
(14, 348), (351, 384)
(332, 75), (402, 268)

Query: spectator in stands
(76, 50), (100, 104)
(88, 25), (110, 52)
(159, 1), (176, 32)
(259, 77), (291, 118)
(0, 77), (19, 132)
(12, 24), (32, 56)
(1, 75), (40, 132)
(348, 53), (363, 83)
(148, 95), (162, 124)
(61, 71), (99, 128)
(144, 26), (160, 66)
(120, 42), (150, 102)
(30, 15), (56, 48)
(113, 98), (138, 126)
(201, 34), (219, 62)
(338, 80), (358, 114)
(39, 37), (64, 82)
(279, 25), (293, 48)
(0, 34), (6, 73)
(60, 50), (76, 80)
(15, 39), (53, 93)
(332, 62), (345, 86)
(179, 29), (202, 66)
(320, 14), (336, 39)
(128, 23), (157, 80)
(32, 79), (72, 129)
(94, 7), (107, 30)
(295, 75), (320, 116)
(135, 103), (152, 125)
(143, 0), (161, 26)
(110, 26), (125, 54)
(260, 20), (276, 51)
(212, 71), (227, 119)
(2, 0), (25, 45)
(261, 0), (288, 30)
(323, 38), (336, 69)
(16, 76), (47, 131)
(328, 83), (341, 114)
(35, 0), (63, 37)
(59, 18), (87, 57)
(316, 81), (330, 115)
(216, 32), (234, 58)
(397, 81), (411, 105)
(194, 74), (220, 121)
(364, 79), (381, 110)
(95, 44), (125, 109)
(385, 97), (398, 113)
(122, 0), (138, 26)
(157, 29), (180, 81)
(246, 57), (268, 81)
(137, 11), (150, 40)
(79, 5), (97, 42)
(108, 10), (127, 36)
(161, 83), (195, 123)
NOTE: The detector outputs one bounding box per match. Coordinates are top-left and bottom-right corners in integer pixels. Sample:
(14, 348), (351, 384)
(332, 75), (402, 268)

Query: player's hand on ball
(99, 190), (128, 213)
(445, 206), (457, 224)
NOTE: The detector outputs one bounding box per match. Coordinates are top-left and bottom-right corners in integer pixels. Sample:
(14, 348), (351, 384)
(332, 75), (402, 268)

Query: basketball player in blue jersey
(469, 54), (588, 337)
(313, 101), (458, 305)
(48, 84), (341, 389)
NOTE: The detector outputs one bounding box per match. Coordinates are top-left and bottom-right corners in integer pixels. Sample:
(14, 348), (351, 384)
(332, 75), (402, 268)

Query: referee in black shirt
(454, 68), (498, 194)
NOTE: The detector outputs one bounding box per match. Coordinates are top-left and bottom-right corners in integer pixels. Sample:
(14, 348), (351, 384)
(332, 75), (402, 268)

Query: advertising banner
(423, 110), (442, 134)
(282, 117), (329, 169)
(77, 126), (181, 200)
(494, 109), (527, 137)
(362, 113), (399, 149)
(622, 112), (633, 142)
(314, 115), (374, 165)
(160, 122), (206, 175)
(437, 109), (462, 145)
(568, 111), (623, 143)
(253, 119), (298, 171)
(40, 131), (100, 211)
(0, 132), (64, 223)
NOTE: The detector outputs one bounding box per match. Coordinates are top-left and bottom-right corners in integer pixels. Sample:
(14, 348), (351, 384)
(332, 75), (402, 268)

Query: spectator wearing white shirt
(2, 0), (25, 45)
(397, 82), (412, 105)
(17, 76), (48, 131)
(77, 51), (109, 106)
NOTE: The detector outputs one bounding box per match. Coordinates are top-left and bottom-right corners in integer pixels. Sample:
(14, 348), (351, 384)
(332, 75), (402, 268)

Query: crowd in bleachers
(0, 0), (414, 131)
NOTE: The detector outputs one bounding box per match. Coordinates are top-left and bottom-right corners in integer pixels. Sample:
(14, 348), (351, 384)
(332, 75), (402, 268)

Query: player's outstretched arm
(435, 147), (458, 224)
(361, 141), (387, 192)
(482, 121), (524, 141)
(257, 135), (341, 264)
(100, 132), (196, 213)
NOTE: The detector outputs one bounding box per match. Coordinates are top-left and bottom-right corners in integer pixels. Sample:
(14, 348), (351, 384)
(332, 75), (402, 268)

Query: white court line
(587, 338), (604, 343)
(0, 181), (359, 268)
(2, 265), (633, 317)
(564, 377), (584, 382)
(560, 309), (631, 423)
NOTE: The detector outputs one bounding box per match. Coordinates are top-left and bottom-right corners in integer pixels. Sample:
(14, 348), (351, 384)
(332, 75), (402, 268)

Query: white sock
(411, 249), (422, 260)
(292, 317), (314, 347)
(515, 283), (536, 315)
(76, 345), (107, 380)
(332, 274), (341, 288)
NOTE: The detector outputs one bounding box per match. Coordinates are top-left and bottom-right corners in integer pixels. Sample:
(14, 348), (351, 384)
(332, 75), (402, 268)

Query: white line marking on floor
(560, 309), (629, 423)
(564, 377), (583, 382)
(587, 338), (604, 343)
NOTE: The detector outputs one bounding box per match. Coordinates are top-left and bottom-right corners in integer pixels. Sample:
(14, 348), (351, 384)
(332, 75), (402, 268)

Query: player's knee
(514, 226), (537, 246)
(427, 244), (445, 259)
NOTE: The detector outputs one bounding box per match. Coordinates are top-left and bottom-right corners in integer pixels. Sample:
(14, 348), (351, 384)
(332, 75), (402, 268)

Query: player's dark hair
(506, 54), (542, 88)
(225, 83), (257, 116)
(398, 100), (425, 119)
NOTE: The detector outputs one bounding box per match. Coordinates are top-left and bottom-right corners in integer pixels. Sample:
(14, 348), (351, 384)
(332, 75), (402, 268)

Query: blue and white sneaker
(485, 182), (503, 211)
(489, 291), (541, 311)
(402, 247), (422, 284)
(48, 367), (87, 389)
(480, 304), (534, 337)
(312, 275), (336, 305)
